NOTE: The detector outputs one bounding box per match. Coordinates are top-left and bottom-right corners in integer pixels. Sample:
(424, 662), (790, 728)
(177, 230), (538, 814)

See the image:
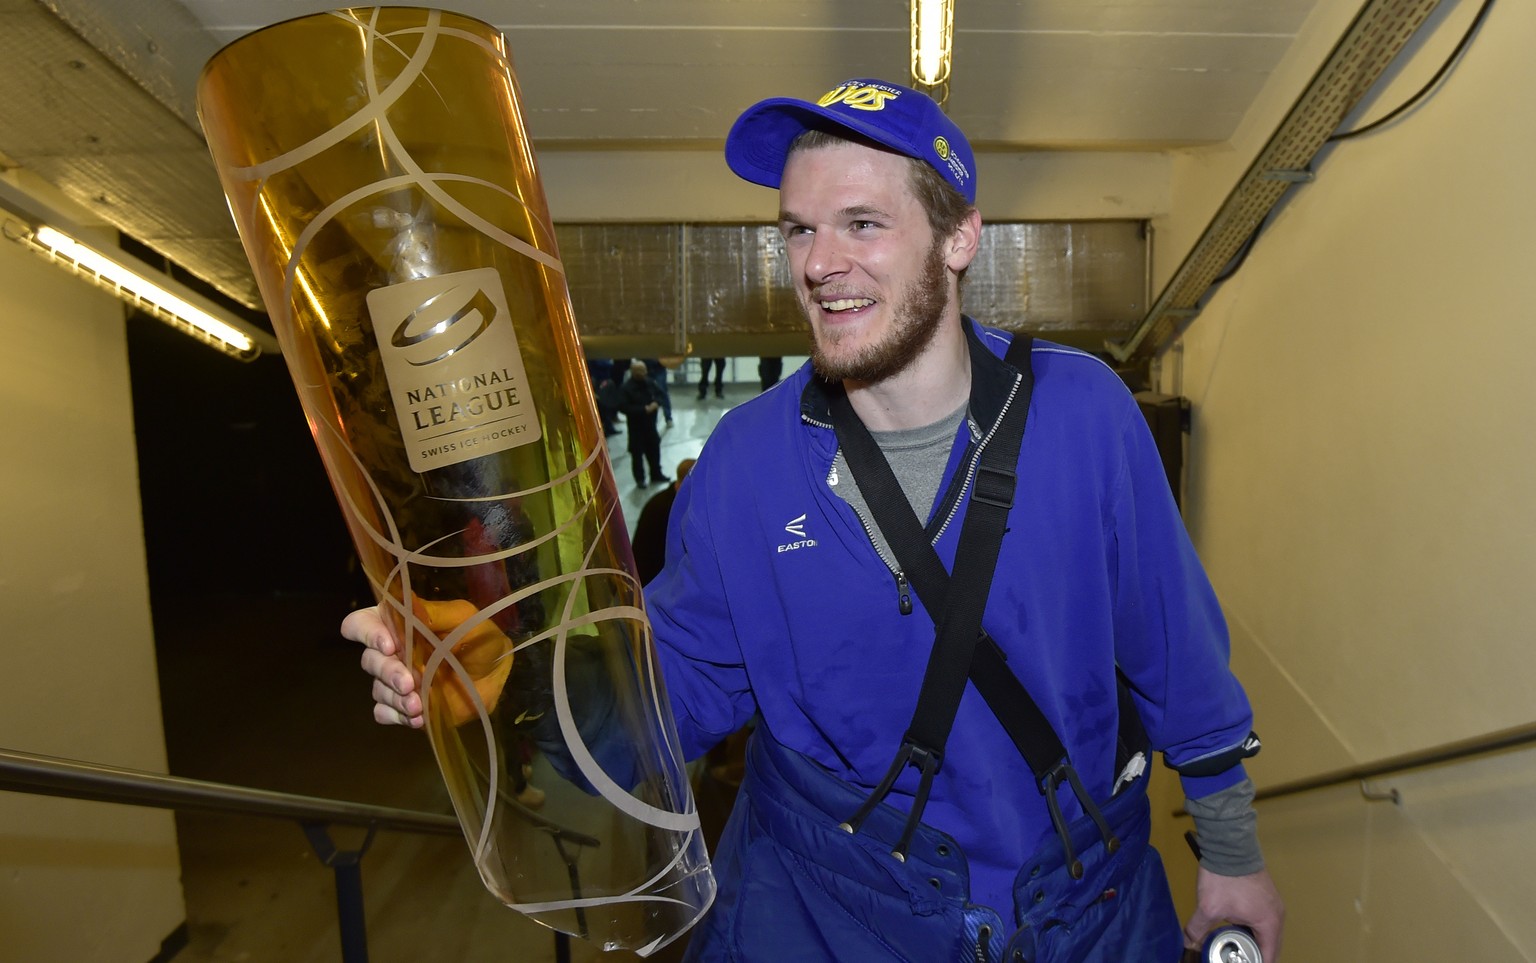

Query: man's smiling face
(778, 141), (953, 385)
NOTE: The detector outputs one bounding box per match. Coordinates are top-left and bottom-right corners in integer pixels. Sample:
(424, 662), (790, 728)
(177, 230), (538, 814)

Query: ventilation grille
(557, 221), (1146, 355)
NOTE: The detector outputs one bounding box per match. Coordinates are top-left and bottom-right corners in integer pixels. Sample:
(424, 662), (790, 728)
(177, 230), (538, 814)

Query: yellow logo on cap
(818, 83), (899, 111)
(934, 136), (951, 160)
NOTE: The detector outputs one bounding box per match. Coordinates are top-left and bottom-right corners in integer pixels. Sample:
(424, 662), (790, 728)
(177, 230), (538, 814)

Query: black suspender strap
(829, 334), (1117, 873)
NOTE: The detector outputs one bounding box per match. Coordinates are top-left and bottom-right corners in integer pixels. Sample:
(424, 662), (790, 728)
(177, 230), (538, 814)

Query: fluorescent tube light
(912, 0), (955, 87)
(0, 179), (276, 361)
(30, 224), (260, 355)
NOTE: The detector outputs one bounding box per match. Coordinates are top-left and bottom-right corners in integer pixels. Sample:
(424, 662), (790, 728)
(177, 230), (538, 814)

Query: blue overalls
(683, 732), (1183, 963)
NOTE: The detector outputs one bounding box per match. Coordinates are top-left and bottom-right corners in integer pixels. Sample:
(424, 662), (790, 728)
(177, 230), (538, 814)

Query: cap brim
(724, 97), (925, 191)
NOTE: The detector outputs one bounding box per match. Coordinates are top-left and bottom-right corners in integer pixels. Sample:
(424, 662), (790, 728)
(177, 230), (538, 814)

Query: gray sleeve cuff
(1185, 776), (1266, 876)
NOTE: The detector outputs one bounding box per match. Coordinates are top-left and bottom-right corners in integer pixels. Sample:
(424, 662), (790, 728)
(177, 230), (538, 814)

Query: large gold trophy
(197, 8), (713, 953)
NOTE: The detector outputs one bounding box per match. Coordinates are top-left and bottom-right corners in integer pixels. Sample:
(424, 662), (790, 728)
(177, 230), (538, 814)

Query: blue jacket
(645, 320), (1253, 918)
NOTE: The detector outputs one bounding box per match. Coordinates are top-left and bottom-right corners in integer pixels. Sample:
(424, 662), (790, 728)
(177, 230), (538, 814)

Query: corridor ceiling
(0, 0), (1327, 343)
(182, 0), (1325, 149)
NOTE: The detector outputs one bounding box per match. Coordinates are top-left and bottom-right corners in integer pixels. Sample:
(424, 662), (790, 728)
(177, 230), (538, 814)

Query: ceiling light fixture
(0, 180), (277, 361)
(911, 0), (955, 89)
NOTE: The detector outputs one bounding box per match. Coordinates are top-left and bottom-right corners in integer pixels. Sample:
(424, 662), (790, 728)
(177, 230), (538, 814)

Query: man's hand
(343, 599), (515, 729)
(1184, 866), (1284, 961)
(344, 604), (423, 728)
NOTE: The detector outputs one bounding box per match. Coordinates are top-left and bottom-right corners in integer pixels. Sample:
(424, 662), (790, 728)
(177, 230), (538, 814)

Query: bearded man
(353, 78), (1283, 962)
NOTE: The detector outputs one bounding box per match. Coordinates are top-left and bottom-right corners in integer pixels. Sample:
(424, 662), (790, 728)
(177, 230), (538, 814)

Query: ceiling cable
(1194, 0), (1494, 303)
(1329, 0), (1496, 142)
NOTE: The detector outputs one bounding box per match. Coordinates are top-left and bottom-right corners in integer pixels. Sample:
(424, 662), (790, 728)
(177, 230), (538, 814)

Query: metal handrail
(0, 746), (460, 833)
(0, 746), (573, 963)
(1253, 719), (1536, 804)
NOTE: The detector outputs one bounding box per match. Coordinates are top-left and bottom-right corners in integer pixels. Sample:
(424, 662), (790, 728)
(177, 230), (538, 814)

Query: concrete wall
(0, 175), (186, 960)
(1147, 1), (1536, 959)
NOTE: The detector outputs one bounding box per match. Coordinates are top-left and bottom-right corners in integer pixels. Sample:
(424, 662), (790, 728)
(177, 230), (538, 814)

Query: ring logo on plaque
(367, 268), (541, 472)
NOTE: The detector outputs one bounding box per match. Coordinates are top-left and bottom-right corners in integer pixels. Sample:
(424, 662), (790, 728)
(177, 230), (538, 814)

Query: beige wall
(0, 178), (186, 960)
(1149, 1), (1536, 959)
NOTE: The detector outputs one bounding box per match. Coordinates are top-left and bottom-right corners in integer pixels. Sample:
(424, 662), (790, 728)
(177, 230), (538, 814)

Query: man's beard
(807, 242), (950, 384)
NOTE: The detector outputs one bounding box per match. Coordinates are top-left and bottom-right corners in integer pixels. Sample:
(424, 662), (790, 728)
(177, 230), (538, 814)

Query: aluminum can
(1201, 925), (1262, 963)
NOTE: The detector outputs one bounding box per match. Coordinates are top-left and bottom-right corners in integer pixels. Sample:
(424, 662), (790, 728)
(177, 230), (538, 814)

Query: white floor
(611, 379), (764, 537)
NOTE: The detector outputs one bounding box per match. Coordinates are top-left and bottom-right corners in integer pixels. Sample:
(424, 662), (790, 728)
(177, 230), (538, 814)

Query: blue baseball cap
(724, 78), (976, 204)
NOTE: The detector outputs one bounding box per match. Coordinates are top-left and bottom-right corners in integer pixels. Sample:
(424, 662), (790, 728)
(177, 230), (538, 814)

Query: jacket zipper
(930, 372), (1024, 544)
(806, 430), (913, 617)
(832, 471), (912, 616)
(806, 372), (1023, 618)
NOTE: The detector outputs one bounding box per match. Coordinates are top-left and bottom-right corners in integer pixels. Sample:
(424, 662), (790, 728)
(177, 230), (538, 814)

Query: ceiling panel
(170, 0), (1325, 149)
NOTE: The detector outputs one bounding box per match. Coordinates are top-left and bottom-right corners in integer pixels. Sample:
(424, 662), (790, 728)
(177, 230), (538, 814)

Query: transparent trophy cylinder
(196, 8), (714, 954)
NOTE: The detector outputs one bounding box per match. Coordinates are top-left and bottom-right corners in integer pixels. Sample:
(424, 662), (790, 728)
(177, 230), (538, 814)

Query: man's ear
(944, 208), (983, 273)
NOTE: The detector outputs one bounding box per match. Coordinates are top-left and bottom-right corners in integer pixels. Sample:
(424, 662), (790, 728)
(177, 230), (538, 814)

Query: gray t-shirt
(828, 400), (971, 566)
